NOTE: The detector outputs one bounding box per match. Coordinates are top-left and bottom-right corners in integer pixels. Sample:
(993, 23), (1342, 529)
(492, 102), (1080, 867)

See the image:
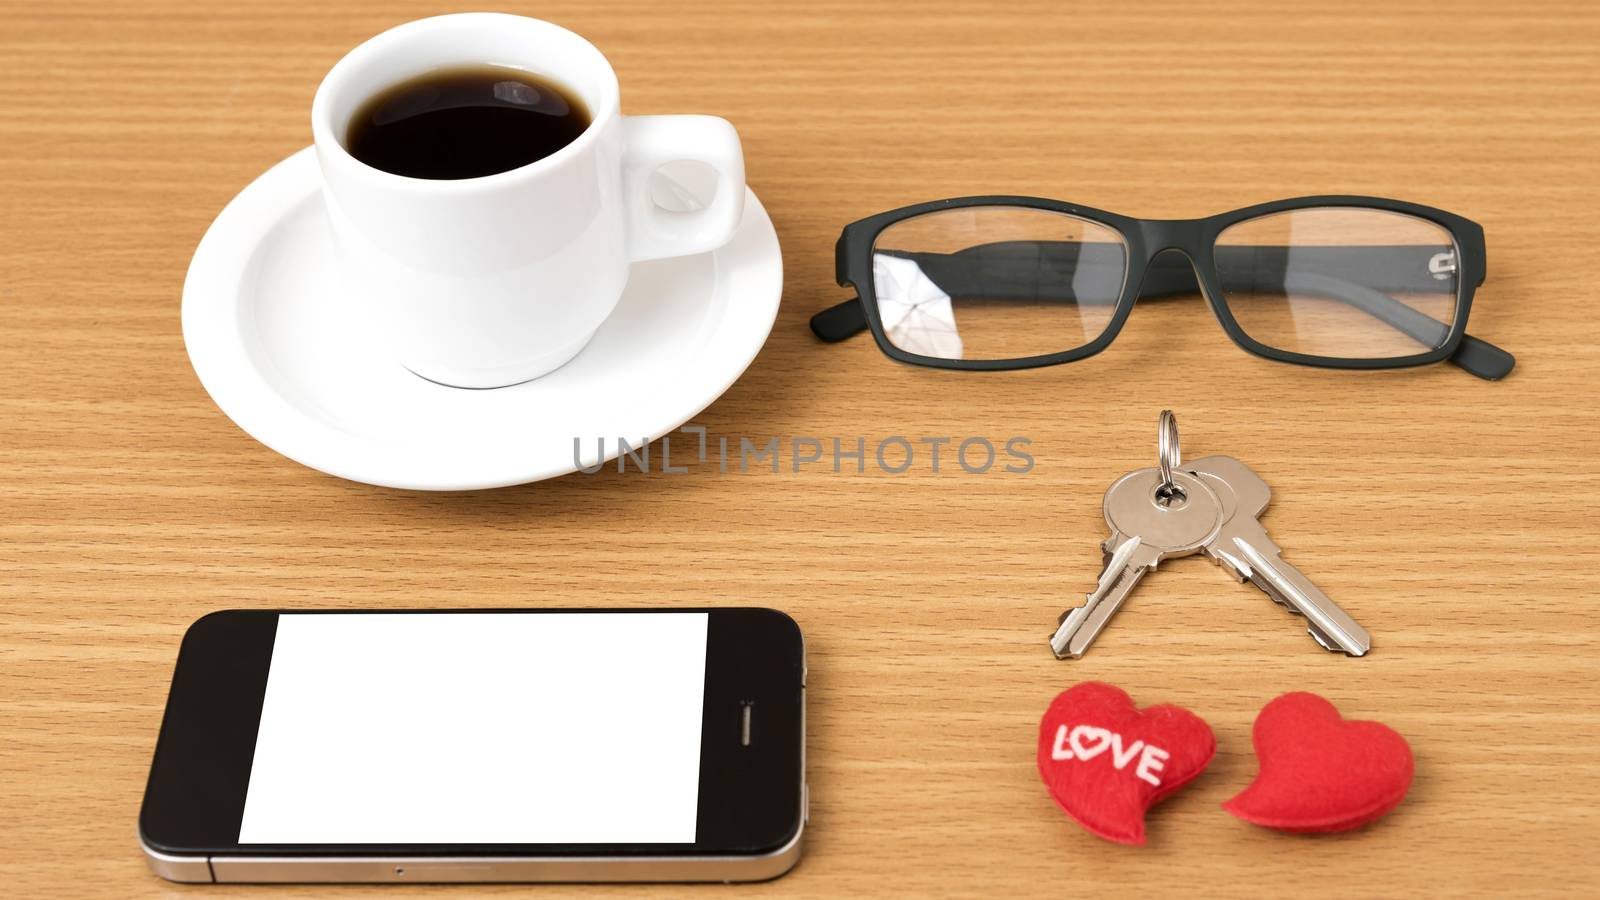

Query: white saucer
(182, 148), (781, 490)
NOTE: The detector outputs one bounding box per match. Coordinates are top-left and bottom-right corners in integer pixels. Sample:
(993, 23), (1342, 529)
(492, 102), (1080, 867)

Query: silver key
(1184, 454), (1372, 656)
(1050, 468), (1223, 658)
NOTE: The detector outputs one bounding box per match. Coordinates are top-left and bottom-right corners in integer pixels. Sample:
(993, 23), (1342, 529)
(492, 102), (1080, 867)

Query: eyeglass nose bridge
(1133, 217), (1210, 254)
(1124, 219), (1220, 311)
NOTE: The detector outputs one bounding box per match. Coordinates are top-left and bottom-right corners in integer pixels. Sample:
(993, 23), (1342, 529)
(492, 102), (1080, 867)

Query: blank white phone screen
(237, 613), (709, 845)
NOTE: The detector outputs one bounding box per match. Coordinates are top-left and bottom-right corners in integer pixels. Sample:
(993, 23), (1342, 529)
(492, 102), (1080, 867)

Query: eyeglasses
(810, 196), (1513, 380)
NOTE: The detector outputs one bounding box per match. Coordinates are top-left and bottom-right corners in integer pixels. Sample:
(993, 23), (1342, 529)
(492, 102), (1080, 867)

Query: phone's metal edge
(141, 820), (802, 884)
(142, 844), (216, 882)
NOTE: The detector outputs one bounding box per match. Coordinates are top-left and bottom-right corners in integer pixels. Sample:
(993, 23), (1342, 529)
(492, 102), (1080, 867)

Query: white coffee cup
(311, 13), (745, 388)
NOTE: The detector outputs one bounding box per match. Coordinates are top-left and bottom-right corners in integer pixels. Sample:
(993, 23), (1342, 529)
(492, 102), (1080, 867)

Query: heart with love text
(1036, 682), (1215, 845)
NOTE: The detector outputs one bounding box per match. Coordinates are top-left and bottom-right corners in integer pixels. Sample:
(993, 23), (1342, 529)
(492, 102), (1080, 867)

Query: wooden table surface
(4, 0), (1598, 896)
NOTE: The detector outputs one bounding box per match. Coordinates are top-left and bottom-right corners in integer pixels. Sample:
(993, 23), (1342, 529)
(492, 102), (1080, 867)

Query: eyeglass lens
(868, 206), (1129, 361)
(1214, 208), (1460, 360)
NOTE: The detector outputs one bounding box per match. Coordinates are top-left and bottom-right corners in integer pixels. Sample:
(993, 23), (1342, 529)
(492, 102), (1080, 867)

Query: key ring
(1157, 410), (1180, 495)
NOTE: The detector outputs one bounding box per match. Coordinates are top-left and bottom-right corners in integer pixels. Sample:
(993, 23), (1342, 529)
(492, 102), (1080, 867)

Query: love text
(1050, 724), (1170, 787)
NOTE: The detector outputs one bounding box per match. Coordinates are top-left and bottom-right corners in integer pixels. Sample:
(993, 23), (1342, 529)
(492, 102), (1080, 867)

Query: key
(1050, 468), (1223, 658)
(1183, 455), (1372, 656)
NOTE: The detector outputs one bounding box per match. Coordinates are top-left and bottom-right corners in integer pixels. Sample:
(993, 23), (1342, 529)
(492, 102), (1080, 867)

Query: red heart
(1223, 692), (1414, 833)
(1036, 682), (1215, 845)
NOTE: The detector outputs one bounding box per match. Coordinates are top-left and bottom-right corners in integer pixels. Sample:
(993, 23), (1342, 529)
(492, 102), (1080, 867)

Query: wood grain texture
(2, 0), (1598, 896)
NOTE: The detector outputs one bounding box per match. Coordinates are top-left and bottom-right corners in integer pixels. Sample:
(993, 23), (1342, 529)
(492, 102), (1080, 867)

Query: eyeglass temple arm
(809, 243), (1513, 379)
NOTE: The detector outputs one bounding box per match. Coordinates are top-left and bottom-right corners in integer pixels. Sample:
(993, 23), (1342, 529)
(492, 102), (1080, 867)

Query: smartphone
(139, 608), (805, 883)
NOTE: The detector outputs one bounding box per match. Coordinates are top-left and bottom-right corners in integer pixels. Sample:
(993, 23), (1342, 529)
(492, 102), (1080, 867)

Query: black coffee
(346, 65), (591, 179)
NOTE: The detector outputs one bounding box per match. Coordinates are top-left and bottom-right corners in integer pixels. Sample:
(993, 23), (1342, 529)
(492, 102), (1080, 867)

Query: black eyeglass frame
(814, 195), (1512, 380)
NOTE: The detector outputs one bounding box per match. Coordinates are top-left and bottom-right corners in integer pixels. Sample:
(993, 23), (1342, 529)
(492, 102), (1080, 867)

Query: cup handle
(621, 115), (746, 262)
